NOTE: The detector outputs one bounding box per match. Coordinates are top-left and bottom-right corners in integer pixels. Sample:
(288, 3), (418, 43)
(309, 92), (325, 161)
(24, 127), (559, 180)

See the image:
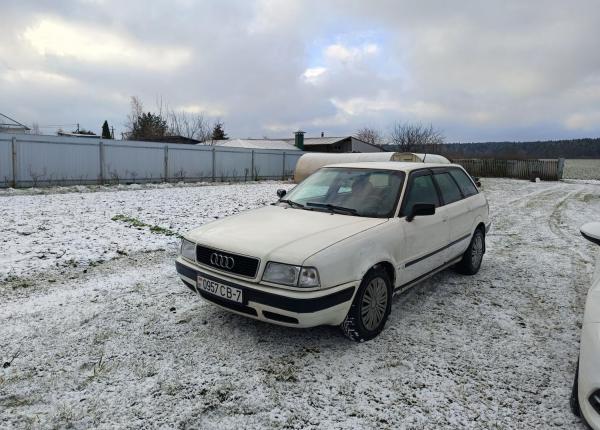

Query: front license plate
(197, 275), (243, 303)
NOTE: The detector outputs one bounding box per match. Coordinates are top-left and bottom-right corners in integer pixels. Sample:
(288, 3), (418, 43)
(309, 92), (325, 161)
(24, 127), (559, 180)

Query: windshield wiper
(279, 199), (306, 209)
(306, 202), (357, 215)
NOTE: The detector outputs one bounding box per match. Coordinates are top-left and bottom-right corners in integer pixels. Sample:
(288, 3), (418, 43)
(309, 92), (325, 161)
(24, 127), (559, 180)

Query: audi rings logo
(210, 253), (235, 270)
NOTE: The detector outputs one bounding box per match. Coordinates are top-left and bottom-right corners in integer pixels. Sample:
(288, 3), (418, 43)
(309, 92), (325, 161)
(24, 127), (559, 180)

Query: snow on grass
(0, 181), (294, 282)
(563, 159), (600, 180)
(1, 178), (600, 429)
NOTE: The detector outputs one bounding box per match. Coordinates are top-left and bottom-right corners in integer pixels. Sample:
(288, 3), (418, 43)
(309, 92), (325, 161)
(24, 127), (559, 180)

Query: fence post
(11, 136), (17, 188)
(211, 147), (216, 182)
(282, 152), (286, 180)
(557, 158), (565, 180)
(98, 140), (105, 185)
(163, 145), (169, 183)
(251, 150), (255, 181)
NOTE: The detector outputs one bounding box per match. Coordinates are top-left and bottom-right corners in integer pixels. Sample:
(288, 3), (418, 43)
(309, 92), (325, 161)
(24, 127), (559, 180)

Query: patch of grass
(0, 394), (35, 408)
(1, 274), (35, 291)
(111, 214), (181, 238)
(111, 214), (146, 228)
(149, 225), (179, 237)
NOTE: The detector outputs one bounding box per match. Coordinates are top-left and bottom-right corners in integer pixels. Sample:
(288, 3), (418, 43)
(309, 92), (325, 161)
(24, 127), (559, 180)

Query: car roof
(322, 161), (462, 172)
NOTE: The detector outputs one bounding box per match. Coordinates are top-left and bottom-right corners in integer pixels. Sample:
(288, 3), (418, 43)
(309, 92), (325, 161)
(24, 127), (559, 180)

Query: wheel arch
(367, 261), (396, 288)
(474, 221), (486, 253)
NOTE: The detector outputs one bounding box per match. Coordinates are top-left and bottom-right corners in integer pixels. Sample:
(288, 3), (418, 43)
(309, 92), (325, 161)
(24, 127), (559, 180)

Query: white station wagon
(176, 162), (491, 341)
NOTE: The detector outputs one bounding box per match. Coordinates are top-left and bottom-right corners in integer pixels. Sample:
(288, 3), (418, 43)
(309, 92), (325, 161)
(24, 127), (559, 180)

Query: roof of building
(144, 135), (202, 144)
(0, 113), (30, 131)
(292, 136), (351, 146)
(211, 139), (300, 150)
(283, 135), (382, 150)
(323, 161), (460, 171)
(57, 131), (99, 138)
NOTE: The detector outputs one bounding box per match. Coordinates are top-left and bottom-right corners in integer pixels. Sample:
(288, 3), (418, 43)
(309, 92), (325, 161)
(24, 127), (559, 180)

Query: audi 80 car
(176, 162), (491, 341)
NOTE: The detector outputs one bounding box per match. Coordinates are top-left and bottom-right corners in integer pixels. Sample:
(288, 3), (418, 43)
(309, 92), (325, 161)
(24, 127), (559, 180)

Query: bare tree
(389, 122), (444, 152)
(167, 109), (211, 142)
(31, 122), (41, 135)
(124, 96), (144, 138)
(124, 95), (215, 143)
(356, 127), (383, 147)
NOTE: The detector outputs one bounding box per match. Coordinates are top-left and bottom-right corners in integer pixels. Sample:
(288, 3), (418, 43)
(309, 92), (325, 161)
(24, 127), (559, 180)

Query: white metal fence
(0, 133), (303, 187)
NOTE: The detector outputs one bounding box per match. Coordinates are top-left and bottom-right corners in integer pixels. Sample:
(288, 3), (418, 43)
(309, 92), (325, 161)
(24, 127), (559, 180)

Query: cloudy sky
(1, 0), (600, 141)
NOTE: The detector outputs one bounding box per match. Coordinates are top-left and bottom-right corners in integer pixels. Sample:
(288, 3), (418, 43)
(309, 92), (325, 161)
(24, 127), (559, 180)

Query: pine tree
(102, 120), (112, 139)
(130, 112), (168, 140)
(211, 121), (228, 140)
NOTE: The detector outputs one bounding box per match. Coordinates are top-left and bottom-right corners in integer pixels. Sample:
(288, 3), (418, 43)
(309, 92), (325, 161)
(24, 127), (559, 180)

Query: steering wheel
(362, 194), (384, 210)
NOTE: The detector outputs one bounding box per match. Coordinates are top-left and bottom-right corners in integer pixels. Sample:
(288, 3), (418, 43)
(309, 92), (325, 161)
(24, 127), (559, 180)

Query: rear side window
(449, 168), (478, 197)
(434, 172), (462, 205)
(403, 174), (440, 215)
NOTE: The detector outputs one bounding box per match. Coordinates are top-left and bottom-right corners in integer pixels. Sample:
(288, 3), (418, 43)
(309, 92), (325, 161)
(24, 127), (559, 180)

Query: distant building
(57, 131), (100, 138)
(211, 138), (300, 151)
(0, 113), (30, 134)
(290, 134), (384, 153)
(209, 132), (384, 153)
(143, 135), (202, 145)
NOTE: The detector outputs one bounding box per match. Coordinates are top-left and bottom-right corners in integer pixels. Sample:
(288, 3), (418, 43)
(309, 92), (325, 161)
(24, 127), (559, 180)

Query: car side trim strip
(176, 261), (355, 313)
(405, 233), (471, 268)
(395, 256), (463, 293)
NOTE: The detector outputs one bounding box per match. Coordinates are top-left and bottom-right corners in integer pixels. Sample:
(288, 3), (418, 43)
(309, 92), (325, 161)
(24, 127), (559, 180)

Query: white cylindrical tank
(293, 152), (450, 183)
(391, 152), (451, 164)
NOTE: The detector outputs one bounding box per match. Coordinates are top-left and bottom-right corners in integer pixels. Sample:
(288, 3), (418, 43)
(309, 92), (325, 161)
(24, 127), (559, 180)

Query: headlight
(180, 238), (196, 261)
(262, 262), (320, 288)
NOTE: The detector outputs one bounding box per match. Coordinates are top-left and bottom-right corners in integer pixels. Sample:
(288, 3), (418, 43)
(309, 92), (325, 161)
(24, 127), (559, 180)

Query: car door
(399, 170), (450, 285)
(431, 169), (472, 261)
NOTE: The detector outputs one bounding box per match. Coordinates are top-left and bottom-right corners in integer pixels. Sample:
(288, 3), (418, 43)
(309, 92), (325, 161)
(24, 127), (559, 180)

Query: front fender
(302, 220), (402, 289)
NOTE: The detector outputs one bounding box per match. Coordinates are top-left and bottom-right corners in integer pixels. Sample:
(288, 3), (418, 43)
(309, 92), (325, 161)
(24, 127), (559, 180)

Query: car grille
(196, 245), (259, 278)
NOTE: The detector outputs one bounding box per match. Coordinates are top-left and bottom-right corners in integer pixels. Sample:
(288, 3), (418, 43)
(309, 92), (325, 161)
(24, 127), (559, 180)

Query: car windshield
(282, 168), (405, 218)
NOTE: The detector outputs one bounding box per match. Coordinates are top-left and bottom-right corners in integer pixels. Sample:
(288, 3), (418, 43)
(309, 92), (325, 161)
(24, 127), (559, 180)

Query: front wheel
(341, 268), (392, 342)
(455, 228), (485, 275)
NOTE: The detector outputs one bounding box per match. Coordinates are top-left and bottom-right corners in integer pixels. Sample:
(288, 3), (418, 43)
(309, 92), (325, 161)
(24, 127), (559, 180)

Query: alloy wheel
(361, 277), (388, 331)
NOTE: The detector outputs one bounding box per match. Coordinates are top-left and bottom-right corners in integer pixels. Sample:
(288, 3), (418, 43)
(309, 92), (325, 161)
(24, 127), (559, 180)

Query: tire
(341, 268), (392, 342)
(455, 228), (485, 275)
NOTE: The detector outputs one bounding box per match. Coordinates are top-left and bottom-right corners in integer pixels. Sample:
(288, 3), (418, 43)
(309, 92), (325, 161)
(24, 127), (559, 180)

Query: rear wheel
(341, 268), (392, 342)
(455, 228), (485, 275)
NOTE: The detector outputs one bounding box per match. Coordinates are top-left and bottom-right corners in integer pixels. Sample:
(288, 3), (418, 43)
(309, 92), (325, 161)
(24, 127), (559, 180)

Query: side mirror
(277, 189), (287, 199)
(581, 222), (600, 246)
(472, 176), (482, 188)
(406, 203), (436, 222)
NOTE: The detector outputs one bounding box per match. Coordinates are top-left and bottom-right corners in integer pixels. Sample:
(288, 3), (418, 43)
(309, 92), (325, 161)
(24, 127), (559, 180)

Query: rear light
(589, 389), (600, 415)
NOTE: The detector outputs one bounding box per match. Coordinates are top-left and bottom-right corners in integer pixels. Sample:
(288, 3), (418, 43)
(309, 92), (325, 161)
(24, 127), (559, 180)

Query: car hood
(186, 205), (387, 264)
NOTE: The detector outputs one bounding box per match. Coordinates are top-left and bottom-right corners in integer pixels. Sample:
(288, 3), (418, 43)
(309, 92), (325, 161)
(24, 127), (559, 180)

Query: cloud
(302, 67), (327, 84)
(565, 112), (600, 131)
(22, 17), (190, 71)
(1, 0), (600, 142)
(324, 43), (379, 63)
(177, 104), (226, 117)
(1, 69), (76, 86)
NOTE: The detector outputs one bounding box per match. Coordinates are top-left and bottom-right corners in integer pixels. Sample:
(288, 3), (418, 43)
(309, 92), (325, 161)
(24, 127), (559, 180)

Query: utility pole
(111, 127), (115, 139)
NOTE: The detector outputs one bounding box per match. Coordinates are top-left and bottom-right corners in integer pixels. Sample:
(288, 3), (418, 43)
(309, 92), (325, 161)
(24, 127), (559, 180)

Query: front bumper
(175, 257), (357, 328)
(578, 322), (600, 429)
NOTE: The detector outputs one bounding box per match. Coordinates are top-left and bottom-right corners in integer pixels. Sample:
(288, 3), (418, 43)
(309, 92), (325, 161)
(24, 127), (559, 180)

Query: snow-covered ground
(1, 179), (600, 429)
(0, 181), (291, 282)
